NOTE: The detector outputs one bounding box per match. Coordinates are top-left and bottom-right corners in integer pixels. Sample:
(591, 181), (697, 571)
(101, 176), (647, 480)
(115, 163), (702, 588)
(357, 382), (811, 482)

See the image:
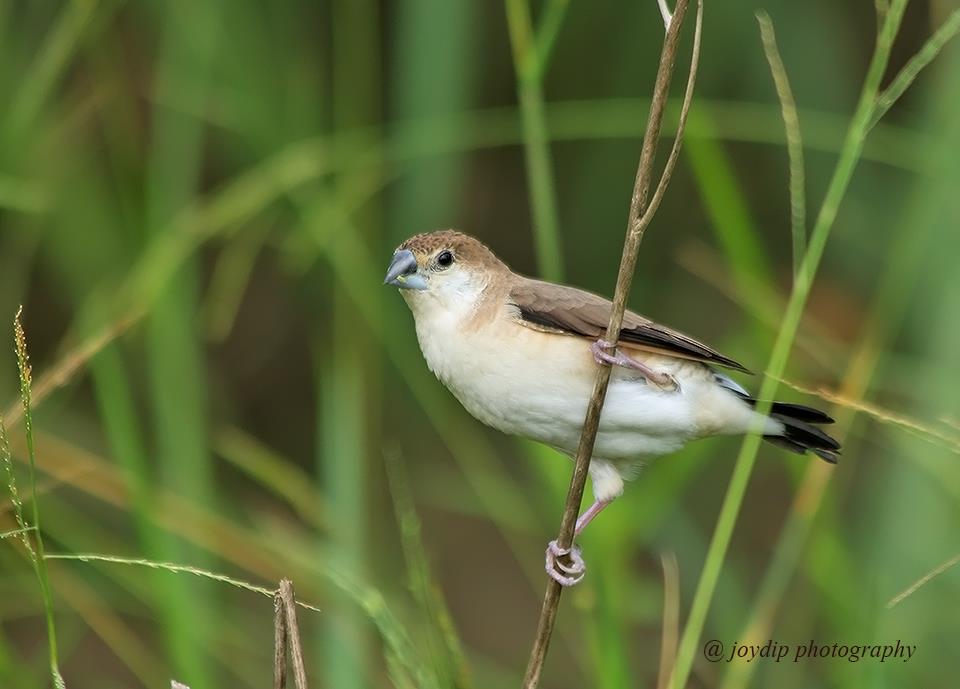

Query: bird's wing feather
(509, 279), (751, 373)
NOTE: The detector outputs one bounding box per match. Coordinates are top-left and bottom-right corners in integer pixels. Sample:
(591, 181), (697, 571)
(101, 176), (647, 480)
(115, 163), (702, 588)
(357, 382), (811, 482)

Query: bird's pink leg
(574, 498), (612, 536)
(590, 339), (679, 391)
(544, 498), (614, 587)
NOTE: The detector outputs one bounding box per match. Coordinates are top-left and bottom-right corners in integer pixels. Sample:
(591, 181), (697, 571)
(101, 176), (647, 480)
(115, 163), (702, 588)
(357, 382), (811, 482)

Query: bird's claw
(545, 540), (586, 586)
(591, 339), (681, 392)
(651, 371), (681, 392)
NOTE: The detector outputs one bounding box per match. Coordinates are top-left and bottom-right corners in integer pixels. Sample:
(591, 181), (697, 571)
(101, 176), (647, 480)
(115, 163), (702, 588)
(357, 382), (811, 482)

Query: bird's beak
(383, 249), (428, 290)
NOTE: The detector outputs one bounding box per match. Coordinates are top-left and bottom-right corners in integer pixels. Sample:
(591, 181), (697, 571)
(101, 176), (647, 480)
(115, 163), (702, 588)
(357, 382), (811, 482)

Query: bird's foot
(591, 339), (680, 392)
(545, 540), (586, 587)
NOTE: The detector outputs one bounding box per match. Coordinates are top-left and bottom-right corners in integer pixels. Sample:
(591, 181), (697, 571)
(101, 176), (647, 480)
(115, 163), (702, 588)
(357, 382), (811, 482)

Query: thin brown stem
(521, 1), (697, 686)
(273, 588), (288, 689)
(279, 579), (309, 689)
(637, 0), (703, 235)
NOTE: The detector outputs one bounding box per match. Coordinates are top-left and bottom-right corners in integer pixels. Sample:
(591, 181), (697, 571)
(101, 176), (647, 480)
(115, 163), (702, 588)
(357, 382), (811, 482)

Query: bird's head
(383, 230), (508, 316)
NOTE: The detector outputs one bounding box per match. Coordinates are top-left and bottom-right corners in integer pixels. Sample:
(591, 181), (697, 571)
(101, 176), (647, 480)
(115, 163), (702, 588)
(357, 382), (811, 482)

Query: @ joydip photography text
(703, 639), (916, 663)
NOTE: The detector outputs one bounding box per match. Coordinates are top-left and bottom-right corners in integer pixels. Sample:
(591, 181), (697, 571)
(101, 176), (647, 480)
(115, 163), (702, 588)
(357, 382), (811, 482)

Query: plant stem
(522, 1), (696, 685)
(668, 2), (910, 687)
(14, 308), (65, 688)
(756, 12), (806, 279)
(533, 0), (571, 77)
(505, 0), (565, 281)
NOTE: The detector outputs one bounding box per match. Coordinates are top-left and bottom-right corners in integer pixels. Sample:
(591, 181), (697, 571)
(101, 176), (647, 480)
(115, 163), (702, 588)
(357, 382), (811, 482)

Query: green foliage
(1, 1), (959, 688)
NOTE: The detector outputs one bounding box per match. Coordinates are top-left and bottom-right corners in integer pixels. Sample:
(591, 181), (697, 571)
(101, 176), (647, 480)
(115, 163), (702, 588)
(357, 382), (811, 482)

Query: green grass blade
(384, 450), (472, 689)
(868, 9), (960, 130)
(316, 312), (372, 689)
(140, 2), (225, 684)
(756, 12), (806, 279)
(505, 0), (564, 281)
(388, 0), (476, 242)
(684, 107), (775, 300)
(720, 37), (960, 688)
(533, 0), (571, 76)
(321, 1), (382, 685)
(669, 2), (912, 687)
(5, 0), (102, 135)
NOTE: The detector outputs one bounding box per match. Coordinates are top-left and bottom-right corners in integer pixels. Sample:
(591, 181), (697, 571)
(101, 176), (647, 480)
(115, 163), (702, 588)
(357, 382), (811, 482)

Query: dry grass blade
(887, 553), (960, 608)
(678, 238), (959, 453)
(756, 11), (806, 277)
(44, 553), (323, 613)
(774, 377), (960, 452)
(0, 525), (36, 540)
(3, 308), (142, 427)
(51, 567), (167, 684)
(522, 1), (697, 686)
(675, 241), (840, 367)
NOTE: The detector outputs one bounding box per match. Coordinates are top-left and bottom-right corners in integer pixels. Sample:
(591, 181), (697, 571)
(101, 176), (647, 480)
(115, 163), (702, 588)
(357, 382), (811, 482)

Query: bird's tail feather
(749, 399), (841, 464)
(713, 374), (841, 463)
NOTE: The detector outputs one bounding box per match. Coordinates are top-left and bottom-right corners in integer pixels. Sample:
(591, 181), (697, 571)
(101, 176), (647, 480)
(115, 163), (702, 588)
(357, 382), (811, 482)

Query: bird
(384, 230), (840, 586)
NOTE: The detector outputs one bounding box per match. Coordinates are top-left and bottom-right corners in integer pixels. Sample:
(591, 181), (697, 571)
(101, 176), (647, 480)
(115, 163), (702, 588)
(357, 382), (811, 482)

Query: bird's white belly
(416, 316), (706, 461)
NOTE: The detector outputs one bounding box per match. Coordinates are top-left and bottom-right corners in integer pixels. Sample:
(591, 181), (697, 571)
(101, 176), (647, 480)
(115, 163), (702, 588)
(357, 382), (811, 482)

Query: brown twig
(273, 589), (288, 689)
(278, 579), (309, 689)
(521, 1), (700, 686)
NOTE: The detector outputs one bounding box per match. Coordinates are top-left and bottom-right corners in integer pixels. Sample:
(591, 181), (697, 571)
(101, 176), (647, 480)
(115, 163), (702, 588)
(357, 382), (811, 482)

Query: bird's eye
(436, 250), (454, 268)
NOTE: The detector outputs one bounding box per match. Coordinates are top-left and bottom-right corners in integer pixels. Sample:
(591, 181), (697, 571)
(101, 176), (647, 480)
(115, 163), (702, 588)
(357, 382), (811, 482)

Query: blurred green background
(1, 1), (958, 688)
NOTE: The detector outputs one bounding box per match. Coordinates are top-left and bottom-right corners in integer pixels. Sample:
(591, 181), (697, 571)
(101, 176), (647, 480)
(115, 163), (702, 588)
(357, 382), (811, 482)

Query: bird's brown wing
(509, 279), (751, 373)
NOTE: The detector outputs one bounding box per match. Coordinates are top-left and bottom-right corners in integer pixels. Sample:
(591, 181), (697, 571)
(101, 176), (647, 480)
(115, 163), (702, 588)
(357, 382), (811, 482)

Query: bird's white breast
(408, 297), (749, 463)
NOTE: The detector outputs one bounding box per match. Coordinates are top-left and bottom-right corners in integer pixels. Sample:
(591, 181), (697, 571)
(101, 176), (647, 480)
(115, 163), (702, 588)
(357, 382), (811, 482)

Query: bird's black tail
(713, 374), (841, 463)
(741, 399), (841, 464)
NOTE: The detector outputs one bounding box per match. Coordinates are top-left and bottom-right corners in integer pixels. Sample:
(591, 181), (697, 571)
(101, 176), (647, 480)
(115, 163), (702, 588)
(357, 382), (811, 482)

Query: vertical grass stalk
(720, 28), (960, 687)
(756, 12), (806, 279)
(505, 0), (565, 281)
(322, 1), (381, 685)
(141, 2), (224, 683)
(384, 450), (471, 689)
(11, 309), (65, 688)
(668, 2), (911, 687)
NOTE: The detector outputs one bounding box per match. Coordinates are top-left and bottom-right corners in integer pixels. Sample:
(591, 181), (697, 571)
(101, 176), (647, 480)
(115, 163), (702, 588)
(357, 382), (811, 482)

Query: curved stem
(522, 1), (696, 685)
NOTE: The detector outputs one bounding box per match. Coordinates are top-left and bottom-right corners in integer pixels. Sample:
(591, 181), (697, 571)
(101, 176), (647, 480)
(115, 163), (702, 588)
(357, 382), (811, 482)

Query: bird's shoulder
(506, 276), (750, 373)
